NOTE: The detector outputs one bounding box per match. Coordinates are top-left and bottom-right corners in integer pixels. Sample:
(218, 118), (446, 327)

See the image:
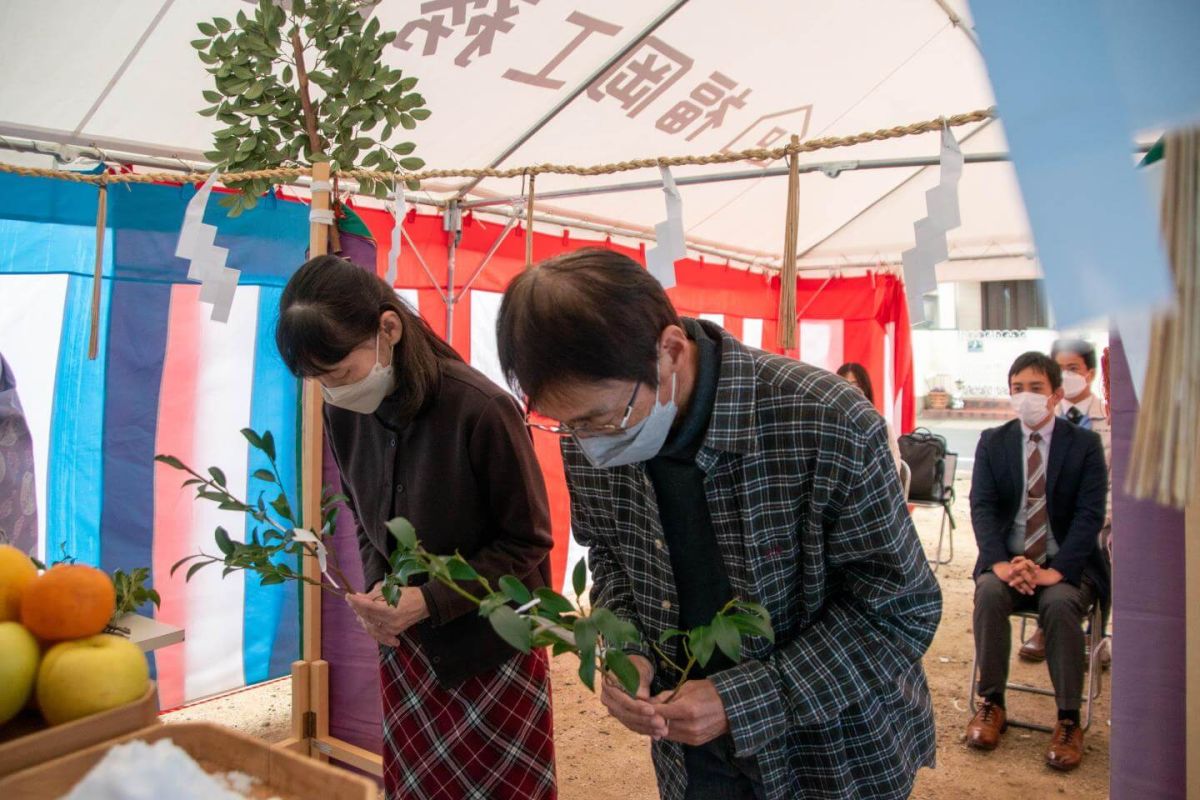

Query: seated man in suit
(966, 352), (1108, 772)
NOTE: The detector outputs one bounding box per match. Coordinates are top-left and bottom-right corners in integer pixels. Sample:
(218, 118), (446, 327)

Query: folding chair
(907, 451), (957, 571)
(967, 603), (1108, 732)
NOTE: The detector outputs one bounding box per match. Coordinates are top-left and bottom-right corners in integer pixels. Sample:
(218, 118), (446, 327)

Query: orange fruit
(20, 564), (116, 642)
(0, 544), (38, 622)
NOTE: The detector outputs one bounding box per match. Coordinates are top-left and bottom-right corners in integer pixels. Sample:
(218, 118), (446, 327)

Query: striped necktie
(1023, 431), (1048, 564)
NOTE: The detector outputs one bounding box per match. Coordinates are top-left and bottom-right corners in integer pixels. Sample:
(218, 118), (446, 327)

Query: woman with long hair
(276, 255), (557, 799)
(837, 361), (903, 470)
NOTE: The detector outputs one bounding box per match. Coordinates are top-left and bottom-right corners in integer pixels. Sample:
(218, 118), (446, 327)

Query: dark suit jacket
(969, 418), (1110, 602)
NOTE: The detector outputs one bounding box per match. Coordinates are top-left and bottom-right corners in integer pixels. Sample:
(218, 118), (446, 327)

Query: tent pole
(459, 152), (1014, 211)
(444, 201), (462, 345)
(460, 216), (519, 295)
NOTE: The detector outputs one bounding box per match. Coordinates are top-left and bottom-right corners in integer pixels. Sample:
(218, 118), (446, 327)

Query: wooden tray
(0, 682), (159, 778)
(0, 722), (377, 799)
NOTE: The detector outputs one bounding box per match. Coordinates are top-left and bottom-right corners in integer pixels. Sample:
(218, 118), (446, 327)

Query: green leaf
(202, 89), (222, 103)
(252, 469), (276, 483)
(270, 494), (293, 523)
(604, 650), (641, 696)
(215, 526), (234, 556)
(479, 593), (507, 617)
(409, 108), (431, 121)
(551, 640), (574, 657)
(399, 113), (415, 130)
(533, 587), (575, 617)
(658, 628), (688, 645)
(208, 466), (227, 487)
(573, 616), (598, 661)
(214, 17), (231, 33)
(385, 518), (418, 550)
(155, 454), (186, 470)
(281, 65), (293, 84)
(689, 624), (716, 668)
(186, 561), (211, 581)
(572, 558), (587, 598)
(398, 157), (424, 171)
(398, 77), (418, 92)
(240, 428), (265, 451)
(590, 607), (639, 648)
(488, 605), (532, 653)
(730, 613), (775, 643)
(395, 559), (425, 584)
(244, 81), (266, 101)
(170, 554), (205, 576)
(577, 652), (597, 691)
(260, 573), (285, 586)
(710, 613), (742, 663)
(499, 576), (532, 605)
(261, 431), (276, 461)
(405, 179), (421, 191)
(445, 555), (479, 581)
(380, 581), (399, 605)
(197, 21), (218, 36)
(191, 38), (212, 50)
(732, 600), (770, 622)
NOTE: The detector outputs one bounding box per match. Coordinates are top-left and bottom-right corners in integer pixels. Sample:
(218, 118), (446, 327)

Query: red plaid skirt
(380, 632), (556, 800)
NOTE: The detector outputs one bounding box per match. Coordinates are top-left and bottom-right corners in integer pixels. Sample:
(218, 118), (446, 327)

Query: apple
(0, 622), (39, 725)
(36, 634), (149, 725)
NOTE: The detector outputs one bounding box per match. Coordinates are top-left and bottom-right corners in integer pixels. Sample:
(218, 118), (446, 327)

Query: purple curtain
(1109, 332), (1186, 799)
(319, 231), (385, 770)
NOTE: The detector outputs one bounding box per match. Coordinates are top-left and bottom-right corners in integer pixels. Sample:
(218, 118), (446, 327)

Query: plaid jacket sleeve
(562, 447), (654, 665)
(709, 414), (942, 757)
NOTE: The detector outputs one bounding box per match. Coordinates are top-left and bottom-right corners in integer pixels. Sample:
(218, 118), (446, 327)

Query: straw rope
(524, 173), (536, 268)
(0, 107), (995, 187)
(776, 135), (801, 350)
(88, 179), (108, 360)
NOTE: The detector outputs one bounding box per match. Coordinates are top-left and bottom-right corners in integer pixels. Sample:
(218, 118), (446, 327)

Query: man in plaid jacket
(497, 249), (941, 799)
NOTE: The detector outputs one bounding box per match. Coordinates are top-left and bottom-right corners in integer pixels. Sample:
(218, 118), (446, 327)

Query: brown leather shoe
(1019, 628), (1047, 662)
(966, 701), (1007, 750)
(1046, 720), (1084, 771)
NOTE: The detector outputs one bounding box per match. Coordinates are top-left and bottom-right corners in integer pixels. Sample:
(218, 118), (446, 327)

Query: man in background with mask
(1019, 338), (1112, 663)
(496, 249), (941, 800)
(965, 352), (1108, 772)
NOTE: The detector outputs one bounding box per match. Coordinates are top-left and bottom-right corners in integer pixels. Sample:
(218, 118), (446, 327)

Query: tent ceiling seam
(72, 0), (177, 138)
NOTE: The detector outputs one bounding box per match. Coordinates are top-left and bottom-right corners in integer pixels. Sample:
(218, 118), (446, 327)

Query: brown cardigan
(324, 358), (553, 687)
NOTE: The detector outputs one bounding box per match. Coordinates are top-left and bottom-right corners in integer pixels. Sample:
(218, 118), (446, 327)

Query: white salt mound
(64, 738), (260, 800)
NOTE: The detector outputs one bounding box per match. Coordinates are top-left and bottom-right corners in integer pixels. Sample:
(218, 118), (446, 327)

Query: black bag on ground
(899, 427), (950, 503)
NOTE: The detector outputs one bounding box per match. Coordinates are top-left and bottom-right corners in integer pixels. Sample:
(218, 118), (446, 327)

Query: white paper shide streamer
(646, 165), (687, 289)
(176, 172), (241, 323)
(291, 528), (337, 589)
(902, 127), (963, 322)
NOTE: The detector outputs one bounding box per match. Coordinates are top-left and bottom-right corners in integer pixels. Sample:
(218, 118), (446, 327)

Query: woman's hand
(346, 584), (430, 647)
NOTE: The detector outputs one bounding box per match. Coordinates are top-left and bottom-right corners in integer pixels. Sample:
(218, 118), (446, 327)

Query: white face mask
(577, 366), (677, 469)
(321, 333), (394, 415)
(1061, 371), (1089, 399)
(1010, 391), (1051, 428)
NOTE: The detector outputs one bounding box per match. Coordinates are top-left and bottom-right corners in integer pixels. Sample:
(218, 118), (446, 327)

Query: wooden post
(279, 160), (332, 758)
(88, 181), (108, 360)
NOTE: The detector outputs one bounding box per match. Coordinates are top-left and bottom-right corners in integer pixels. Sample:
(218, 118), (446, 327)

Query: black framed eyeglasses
(525, 382), (641, 437)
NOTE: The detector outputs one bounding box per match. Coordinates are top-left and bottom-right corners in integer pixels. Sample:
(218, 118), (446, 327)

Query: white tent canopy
(0, 0), (1037, 281)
